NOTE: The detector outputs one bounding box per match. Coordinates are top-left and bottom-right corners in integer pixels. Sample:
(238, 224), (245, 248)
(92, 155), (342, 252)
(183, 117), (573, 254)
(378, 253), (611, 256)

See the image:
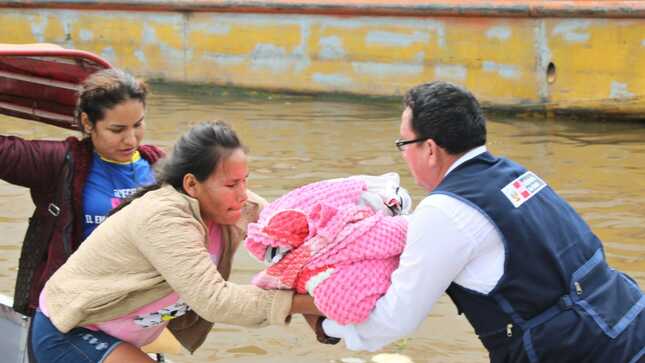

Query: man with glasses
(321, 81), (644, 363)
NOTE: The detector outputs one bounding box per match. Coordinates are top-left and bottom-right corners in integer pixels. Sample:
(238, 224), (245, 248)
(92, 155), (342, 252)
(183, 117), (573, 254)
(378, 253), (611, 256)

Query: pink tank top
(40, 222), (223, 347)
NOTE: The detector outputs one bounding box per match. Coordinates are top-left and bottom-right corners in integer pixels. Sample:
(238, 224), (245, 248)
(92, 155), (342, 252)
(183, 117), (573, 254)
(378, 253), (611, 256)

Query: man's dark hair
(403, 81), (486, 155)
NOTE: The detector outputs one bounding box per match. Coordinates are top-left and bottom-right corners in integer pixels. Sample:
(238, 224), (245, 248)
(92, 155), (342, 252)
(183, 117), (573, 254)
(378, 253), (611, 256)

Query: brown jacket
(0, 135), (164, 316)
(43, 185), (293, 353)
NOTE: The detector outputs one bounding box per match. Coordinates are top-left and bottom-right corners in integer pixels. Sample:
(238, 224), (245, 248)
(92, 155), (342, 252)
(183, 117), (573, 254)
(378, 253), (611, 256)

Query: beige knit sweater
(43, 185), (293, 352)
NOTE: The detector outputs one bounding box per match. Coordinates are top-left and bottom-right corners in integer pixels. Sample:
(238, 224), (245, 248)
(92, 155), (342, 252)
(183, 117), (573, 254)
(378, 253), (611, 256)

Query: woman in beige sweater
(30, 121), (319, 363)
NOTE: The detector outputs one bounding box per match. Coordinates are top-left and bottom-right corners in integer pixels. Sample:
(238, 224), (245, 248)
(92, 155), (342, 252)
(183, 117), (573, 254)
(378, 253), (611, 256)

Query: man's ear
(426, 138), (447, 170)
(80, 113), (93, 134)
(427, 139), (455, 171)
(426, 138), (438, 159)
(183, 173), (199, 197)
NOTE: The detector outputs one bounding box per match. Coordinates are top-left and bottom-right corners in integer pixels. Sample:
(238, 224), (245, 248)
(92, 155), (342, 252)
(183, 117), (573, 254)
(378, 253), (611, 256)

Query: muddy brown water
(1, 84), (643, 362)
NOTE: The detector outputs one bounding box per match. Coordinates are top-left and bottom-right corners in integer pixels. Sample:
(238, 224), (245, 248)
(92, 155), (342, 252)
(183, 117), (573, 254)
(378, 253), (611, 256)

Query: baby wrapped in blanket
(245, 173), (410, 324)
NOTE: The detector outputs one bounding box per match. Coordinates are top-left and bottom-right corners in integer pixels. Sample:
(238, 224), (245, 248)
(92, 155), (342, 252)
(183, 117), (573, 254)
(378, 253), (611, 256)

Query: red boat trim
(0, 70), (80, 91)
(0, 101), (75, 123)
(0, 44), (111, 129)
(0, 49), (111, 69)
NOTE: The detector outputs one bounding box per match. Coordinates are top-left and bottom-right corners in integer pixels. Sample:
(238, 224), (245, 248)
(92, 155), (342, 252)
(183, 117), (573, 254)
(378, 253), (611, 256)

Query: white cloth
(323, 145), (505, 351)
(353, 172), (412, 216)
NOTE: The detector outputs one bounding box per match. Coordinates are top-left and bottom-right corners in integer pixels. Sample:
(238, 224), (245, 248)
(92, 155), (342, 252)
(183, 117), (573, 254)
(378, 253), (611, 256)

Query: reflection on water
(1, 84), (643, 362)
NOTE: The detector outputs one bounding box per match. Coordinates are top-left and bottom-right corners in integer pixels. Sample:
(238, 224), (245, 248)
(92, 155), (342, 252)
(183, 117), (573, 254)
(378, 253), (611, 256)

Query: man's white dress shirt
(323, 145), (506, 351)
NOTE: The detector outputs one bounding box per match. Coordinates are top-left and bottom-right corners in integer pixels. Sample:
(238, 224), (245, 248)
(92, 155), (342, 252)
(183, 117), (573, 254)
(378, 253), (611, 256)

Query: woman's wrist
(290, 294), (322, 315)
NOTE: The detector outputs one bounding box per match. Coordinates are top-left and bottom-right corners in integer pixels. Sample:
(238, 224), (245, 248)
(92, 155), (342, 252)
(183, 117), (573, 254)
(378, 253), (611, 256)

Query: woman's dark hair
(157, 121), (245, 189)
(110, 121), (244, 215)
(76, 68), (148, 132)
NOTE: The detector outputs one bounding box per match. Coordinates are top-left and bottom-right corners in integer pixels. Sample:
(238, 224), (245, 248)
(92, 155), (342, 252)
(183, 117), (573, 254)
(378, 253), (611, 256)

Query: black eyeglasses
(395, 137), (429, 151)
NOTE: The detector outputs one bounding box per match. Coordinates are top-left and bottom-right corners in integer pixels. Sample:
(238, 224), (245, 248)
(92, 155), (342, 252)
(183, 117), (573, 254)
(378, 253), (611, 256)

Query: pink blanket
(245, 177), (407, 324)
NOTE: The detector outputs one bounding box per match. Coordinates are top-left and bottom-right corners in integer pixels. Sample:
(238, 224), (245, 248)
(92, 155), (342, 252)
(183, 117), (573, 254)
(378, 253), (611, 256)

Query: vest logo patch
(501, 171), (547, 208)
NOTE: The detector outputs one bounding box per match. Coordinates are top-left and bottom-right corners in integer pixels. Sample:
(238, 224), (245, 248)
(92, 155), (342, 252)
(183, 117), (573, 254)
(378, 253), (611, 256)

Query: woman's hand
(303, 314), (319, 331)
(290, 294), (322, 315)
(292, 295), (340, 345)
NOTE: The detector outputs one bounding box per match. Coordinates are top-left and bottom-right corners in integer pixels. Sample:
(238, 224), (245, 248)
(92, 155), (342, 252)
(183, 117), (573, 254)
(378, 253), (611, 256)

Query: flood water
(1, 84), (643, 363)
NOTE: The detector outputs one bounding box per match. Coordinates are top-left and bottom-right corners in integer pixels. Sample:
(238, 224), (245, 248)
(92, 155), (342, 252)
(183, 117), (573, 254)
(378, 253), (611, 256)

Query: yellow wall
(1, 9), (643, 114)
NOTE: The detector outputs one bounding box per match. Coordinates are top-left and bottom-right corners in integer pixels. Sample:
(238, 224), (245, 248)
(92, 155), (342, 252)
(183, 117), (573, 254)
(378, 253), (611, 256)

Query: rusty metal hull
(0, 1), (644, 118)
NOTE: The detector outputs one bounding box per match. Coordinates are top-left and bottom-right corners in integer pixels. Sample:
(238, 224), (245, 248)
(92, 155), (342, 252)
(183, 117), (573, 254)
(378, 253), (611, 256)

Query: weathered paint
(545, 17), (645, 114)
(3, 1), (645, 19)
(533, 20), (551, 102)
(1, 1), (644, 116)
(435, 64), (467, 81)
(486, 25), (512, 40)
(552, 20), (592, 43)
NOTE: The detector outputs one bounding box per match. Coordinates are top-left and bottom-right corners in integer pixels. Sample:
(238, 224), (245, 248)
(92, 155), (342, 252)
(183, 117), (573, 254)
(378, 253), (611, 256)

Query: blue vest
(433, 152), (645, 363)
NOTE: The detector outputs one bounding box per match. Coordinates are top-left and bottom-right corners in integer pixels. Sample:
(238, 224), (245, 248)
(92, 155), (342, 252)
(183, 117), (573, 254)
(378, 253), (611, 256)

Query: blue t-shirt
(82, 151), (155, 240)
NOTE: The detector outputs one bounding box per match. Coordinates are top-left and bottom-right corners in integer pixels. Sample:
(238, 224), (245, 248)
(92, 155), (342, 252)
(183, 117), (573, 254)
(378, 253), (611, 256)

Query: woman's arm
(296, 297), (340, 345)
(290, 294), (321, 315)
(136, 205), (294, 327)
(0, 135), (67, 189)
